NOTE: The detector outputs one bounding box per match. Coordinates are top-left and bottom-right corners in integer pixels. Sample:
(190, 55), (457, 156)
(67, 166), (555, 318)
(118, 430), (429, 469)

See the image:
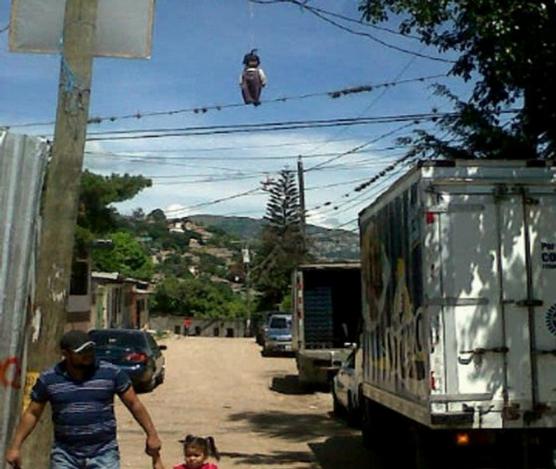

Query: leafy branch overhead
(359, 0), (556, 159)
(78, 170), (152, 234)
(76, 171), (153, 279)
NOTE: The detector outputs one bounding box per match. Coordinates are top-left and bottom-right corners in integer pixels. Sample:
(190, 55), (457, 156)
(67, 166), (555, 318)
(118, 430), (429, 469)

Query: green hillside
(189, 214), (359, 261)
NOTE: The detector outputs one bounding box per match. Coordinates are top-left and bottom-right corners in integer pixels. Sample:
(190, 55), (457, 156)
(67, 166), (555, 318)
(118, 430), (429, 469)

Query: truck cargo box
(359, 160), (556, 432)
(292, 263), (361, 385)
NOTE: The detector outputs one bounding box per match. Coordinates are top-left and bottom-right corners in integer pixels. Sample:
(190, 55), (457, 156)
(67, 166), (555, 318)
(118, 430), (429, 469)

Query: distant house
(167, 217), (213, 242)
(66, 262), (152, 331)
(150, 314), (247, 338)
(91, 272), (151, 330)
(66, 255), (93, 328)
(168, 219), (186, 234)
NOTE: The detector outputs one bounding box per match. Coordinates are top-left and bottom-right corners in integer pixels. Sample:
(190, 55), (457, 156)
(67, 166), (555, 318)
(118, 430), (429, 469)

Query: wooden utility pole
(22, 0), (98, 465)
(297, 156), (306, 248)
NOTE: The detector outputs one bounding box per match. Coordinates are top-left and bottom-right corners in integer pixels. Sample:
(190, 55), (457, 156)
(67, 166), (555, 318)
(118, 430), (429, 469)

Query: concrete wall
(150, 315), (248, 338)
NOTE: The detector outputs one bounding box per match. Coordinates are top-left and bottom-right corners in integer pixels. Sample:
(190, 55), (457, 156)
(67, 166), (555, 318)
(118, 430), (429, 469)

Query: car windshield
(89, 331), (146, 348)
(269, 317), (290, 329)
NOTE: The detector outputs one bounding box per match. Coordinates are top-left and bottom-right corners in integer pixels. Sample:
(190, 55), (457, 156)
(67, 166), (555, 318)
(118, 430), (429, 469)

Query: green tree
(254, 169), (306, 309)
(151, 276), (247, 318)
(78, 170), (152, 234)
(359, 1), (556, 159)
(92, 231), (153, 280)
(159, 253), (194, 278)
(72, 171), (152, 279)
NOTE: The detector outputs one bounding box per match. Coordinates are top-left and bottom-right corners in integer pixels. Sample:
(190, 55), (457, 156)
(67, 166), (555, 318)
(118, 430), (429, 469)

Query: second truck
(291, 262), (361, 386)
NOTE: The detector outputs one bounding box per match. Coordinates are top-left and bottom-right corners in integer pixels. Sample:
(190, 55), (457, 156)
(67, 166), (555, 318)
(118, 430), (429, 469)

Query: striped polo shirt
(31, 360), (132, 458)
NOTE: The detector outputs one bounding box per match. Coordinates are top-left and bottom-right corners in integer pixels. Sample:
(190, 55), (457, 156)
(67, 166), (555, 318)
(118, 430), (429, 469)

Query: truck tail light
(426, 212), (436, 224)
(125, 352), (148, 363)
(456, 432), (470, 446)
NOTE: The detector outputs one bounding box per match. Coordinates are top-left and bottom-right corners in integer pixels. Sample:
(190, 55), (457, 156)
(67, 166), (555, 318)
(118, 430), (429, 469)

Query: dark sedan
(89, 329), (167, 392)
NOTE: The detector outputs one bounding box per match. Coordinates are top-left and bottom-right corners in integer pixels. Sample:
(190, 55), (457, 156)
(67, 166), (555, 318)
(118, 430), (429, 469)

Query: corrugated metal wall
(0, 132), (48, 460)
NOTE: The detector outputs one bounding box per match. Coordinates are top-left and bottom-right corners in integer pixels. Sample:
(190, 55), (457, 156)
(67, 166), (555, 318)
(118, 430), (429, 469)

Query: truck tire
(412, 425), (432, 469)
(361, 396), (377, 450)
(346, 392), (361, 427)
(332, 389), (343, 417)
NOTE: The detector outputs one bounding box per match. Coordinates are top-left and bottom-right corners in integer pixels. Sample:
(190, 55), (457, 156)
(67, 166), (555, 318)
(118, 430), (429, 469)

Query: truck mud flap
(430, 412), (474, 426)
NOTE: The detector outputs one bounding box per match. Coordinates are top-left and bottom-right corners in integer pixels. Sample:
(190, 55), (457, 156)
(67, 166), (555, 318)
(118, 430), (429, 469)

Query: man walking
(5, 330), (162, 468)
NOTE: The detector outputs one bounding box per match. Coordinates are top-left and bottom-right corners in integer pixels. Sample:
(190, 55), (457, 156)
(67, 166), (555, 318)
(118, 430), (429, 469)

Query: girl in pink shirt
(173, 435), (220, 469)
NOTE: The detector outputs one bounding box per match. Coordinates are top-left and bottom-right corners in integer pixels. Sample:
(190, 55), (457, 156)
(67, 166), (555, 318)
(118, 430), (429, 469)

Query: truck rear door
(435, 192), (516, 405)
(436, 185), (556, 419)
(434, 189), (540, 414)
(524, 189), (556, 409)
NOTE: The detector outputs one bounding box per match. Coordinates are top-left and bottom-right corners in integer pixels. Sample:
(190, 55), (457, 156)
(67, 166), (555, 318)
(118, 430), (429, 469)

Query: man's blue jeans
(50, 445), (120, 469)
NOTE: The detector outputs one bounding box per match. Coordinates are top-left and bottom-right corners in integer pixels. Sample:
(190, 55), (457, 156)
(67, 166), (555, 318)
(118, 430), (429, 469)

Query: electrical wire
(293, 42), (432, 181)
(2, 74), (446, 130)
(250, 0), (455, 64)
(86, 136), (369, 154)
(307, 152), (419, 216)
(263, 1), (422, 40)
(163, 187), (265, 216)
(83, 111), (478, 142)
(305, 121), (415, 172)
(85, 146), (406, 163)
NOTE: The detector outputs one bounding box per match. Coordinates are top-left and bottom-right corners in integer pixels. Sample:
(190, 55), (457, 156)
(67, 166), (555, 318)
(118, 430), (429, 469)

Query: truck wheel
(346, 393), (360, 427)
(361, 397), (376, 450)
(332, 389), (343, 417)
(413, 426), (431, 469)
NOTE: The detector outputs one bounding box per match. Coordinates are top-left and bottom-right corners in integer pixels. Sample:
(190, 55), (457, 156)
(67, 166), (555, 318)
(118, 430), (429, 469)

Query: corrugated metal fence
(0, 132), (48, 460)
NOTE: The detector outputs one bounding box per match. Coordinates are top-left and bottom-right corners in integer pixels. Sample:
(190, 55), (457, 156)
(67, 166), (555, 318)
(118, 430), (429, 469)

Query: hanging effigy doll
(240, 49), (267, 106)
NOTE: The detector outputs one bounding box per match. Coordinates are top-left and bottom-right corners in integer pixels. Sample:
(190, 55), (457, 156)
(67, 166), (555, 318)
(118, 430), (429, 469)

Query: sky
(0, 0), (471, 231)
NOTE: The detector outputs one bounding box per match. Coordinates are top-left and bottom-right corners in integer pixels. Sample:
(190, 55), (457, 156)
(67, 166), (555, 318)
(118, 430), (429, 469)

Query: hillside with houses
(65, 208), (359, 337)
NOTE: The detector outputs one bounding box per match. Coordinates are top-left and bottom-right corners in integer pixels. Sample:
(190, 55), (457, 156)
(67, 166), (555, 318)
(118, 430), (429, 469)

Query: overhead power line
(163, 187), (264, 216)
(310, 165), (409, 219)
(85, 136), (370, 154)
(275, 1), (421, 40)
(83, 111), (470, 142)
(294, 41), (433, 171)
(307, 152), (420, 216)
(250, 0), (455, 64)
(2, 74), (446, 130)
(305, 121), (415, 172)
(85, 145), (407, 162)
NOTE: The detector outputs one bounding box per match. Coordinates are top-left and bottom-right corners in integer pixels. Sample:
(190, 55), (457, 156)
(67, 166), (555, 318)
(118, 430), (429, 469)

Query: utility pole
(242, 245), (252, 336)
(22, 0), (98, 465)
(297, 156), (307, 252)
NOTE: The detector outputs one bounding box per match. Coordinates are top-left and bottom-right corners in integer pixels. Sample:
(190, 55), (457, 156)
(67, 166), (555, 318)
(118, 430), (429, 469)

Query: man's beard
(74, 358), (95, 371)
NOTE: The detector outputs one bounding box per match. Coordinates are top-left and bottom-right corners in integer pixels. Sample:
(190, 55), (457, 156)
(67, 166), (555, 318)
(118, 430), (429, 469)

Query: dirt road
(116, 336), (371, 469)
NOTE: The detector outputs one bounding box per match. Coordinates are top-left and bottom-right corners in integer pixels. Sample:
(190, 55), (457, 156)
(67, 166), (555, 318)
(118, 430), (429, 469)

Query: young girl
(173, 435), (220, 469)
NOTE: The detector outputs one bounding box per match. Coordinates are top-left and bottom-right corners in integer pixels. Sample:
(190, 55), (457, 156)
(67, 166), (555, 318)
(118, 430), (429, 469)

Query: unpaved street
(116, 337), (371, 469)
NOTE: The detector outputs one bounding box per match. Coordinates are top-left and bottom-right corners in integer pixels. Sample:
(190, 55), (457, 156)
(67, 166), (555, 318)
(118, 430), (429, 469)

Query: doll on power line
(240, 49), (267, 106)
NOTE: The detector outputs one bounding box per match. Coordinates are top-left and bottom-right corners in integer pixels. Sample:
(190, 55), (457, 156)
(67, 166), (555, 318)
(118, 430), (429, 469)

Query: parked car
(332, 346), (362, 425)
(89, 329), (167, 392)
(262, 313), (292, 356)
(255, 310), (278, 346)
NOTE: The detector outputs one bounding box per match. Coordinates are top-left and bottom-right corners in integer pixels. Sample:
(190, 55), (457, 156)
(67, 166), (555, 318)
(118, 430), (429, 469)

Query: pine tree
(255, 169), (307, 309)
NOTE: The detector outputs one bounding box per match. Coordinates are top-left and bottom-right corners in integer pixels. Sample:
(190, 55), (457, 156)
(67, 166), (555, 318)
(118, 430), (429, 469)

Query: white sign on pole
(242, 248), (251, 265)
(9, 0), (155, 59)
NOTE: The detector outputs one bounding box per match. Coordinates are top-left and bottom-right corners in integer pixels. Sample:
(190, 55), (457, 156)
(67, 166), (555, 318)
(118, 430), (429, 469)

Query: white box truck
(292, 263), (361, 386)
(359, 160), (556, 468)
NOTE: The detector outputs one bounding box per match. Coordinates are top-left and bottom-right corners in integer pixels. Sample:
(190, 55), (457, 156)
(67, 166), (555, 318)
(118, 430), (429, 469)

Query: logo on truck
(545, 304), (556, 336)
(541, 242), (556, 269)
